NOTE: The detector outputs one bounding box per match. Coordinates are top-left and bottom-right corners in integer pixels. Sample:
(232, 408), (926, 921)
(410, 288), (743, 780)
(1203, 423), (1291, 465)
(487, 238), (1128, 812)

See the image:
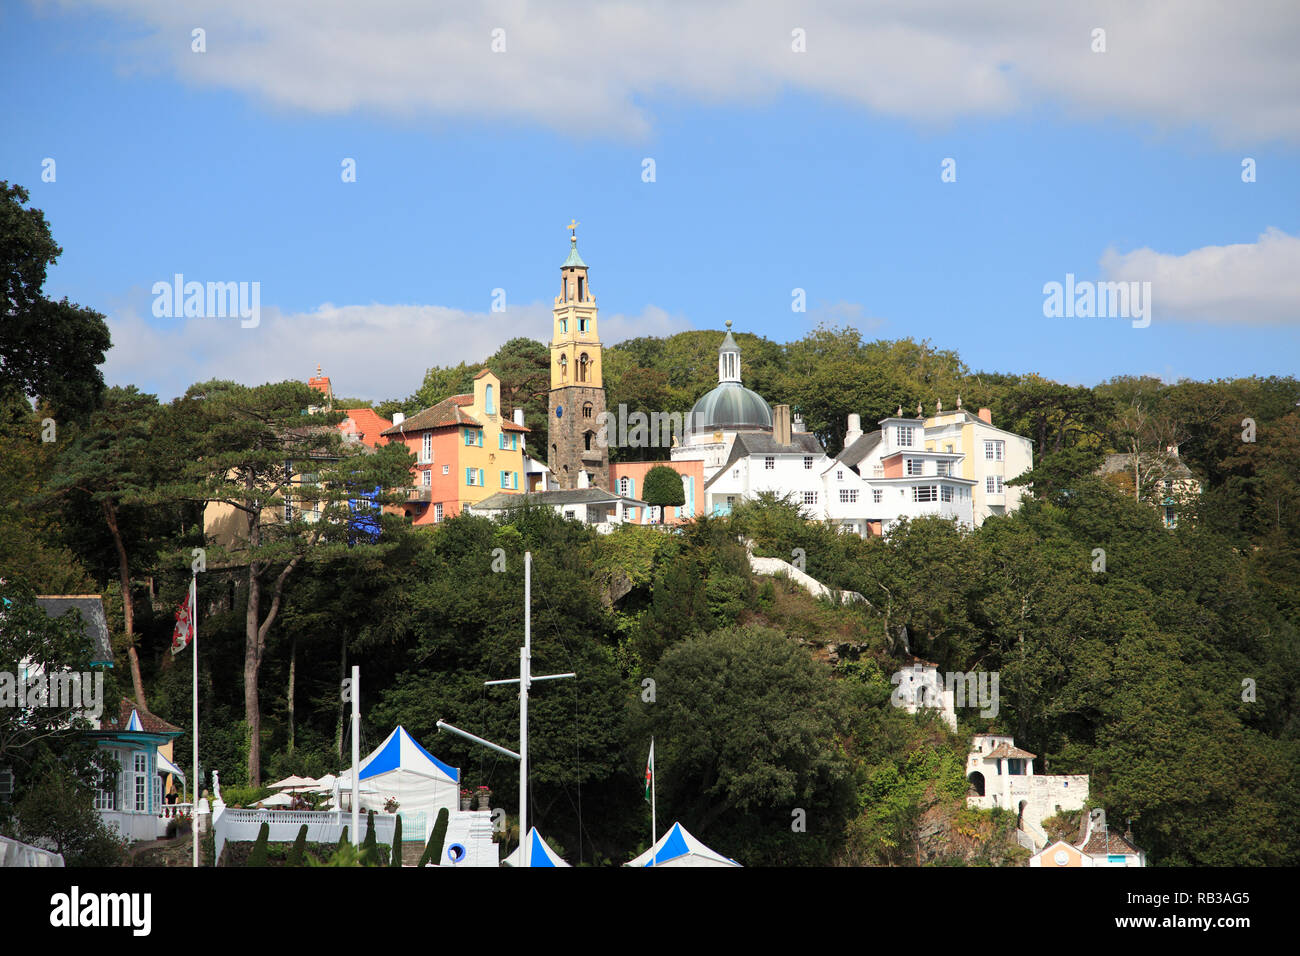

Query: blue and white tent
(502, 827), (570, 868)
(335, 726), (459, 834)
(625, 822), (742, 867)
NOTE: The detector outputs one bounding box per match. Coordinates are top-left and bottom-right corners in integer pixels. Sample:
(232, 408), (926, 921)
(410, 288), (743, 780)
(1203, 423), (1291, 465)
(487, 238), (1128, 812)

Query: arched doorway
(968, 772), (985, 798)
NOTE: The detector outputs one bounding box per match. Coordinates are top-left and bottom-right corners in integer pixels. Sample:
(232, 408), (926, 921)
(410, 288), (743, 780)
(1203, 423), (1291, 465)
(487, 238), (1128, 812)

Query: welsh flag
(170, 580), (194, 656)
(643, 739), (654, 803)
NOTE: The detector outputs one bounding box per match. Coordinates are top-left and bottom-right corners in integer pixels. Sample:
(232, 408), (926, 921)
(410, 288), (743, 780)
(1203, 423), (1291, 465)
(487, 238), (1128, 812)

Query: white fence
(212, 804), (397, 865)
(0, 834), (64, 867)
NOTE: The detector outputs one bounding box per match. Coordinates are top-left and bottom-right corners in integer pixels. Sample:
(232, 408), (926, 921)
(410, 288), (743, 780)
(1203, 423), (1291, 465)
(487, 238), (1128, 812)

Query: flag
(643, 739), (654, 803)
(170, 580), (194, 656)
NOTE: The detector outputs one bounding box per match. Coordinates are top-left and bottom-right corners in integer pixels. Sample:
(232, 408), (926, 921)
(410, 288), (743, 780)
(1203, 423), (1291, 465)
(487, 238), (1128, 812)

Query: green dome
(686, 382), (773, 436)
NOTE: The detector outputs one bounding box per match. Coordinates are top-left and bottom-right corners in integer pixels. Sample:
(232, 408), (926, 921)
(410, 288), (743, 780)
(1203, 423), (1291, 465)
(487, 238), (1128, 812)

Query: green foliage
(288, 824), (308, 866)
(337, 826), (348, 849)
(390, 814), (402, 867)
(246, 822), (270, 867)
(420, 807), (450, 867)
(13, 767), (125, 866)
(641, 465), (685, 522)
(359, 809), (378, 865)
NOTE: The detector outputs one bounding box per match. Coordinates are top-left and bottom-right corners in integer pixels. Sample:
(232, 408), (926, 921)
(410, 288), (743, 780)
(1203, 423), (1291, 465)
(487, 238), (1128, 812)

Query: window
(467, 468), (484, 487)
(940, 485), (953, 502)
(897, 425), (914, 447)
(485, 384), (495, 415)
(559, 355), (568, 379)
(498, 432), (519, 451)
(134, 752), (148, 812)
(434, 503), (443, 522)
(464, 428), (481, 446)
(619, 477), (630, 495)
(579, 317), (588, 333)
(872, 489), (883, 503)
(836, 470), (843, 481)
(579, 353), (589, 383)
(906, 458), (923, 476)
(559, 318), (567, 334)
(986, 475), (1004, 494)
(912, 485), (937, 502)
(582, 403), (593, 419)
(764, 456), (775, 470)
(442, 465), (449, 476)
(95, 770), (116, 811)
(1007, 759), (1025, 776)
(421, 433), (433, 463)
(984, 440), (1005, 461)
(839, 488), (858, 504)
(803, 456), (813, 469)
(936, 461), (951, 476)
(578, 277), (585, 300)
(284, 494), (293, 521)
(802, 491), (818, 505)
(422, 470), (431, 488)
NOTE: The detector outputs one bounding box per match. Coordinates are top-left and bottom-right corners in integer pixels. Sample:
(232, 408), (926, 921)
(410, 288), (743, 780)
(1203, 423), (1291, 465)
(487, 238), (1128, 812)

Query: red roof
(340, 408), (394, 448)
(473, 368), (494, 380)
(102, 698), (182, 735)
(381, 395), (481, 435)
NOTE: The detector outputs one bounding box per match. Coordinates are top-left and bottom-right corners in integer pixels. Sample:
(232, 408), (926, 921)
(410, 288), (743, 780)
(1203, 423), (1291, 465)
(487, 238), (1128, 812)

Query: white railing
(0, 834), (64, 867)
(212, 804), (397, 865)
(159, 803), (193, 820)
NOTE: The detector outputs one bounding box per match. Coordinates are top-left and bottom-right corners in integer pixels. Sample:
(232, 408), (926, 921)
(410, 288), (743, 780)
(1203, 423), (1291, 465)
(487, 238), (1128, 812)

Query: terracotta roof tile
(985, 743), (1036, 761)
(381, 396), (482, 435)
(102, 698), (183, 735)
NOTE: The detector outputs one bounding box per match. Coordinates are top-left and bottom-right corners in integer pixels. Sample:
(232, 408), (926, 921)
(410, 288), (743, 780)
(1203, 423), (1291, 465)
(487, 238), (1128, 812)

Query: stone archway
(968, 771), (986, 798)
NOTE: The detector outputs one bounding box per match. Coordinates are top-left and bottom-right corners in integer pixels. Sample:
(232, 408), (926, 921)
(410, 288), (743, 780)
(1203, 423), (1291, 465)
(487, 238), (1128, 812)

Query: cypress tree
(390, 814), (403, 867)
(288, 824), (308, 866)
(247, 822), (269, 867)
(419, 807), (450, 867)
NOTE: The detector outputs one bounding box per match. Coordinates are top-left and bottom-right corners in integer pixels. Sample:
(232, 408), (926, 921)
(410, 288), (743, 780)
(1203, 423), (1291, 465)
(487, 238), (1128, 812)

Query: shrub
(288, 824), (308, 866)
(420, 807), (450, 867)
(390, 815), (403, 867)
(246, 822), (269, 867)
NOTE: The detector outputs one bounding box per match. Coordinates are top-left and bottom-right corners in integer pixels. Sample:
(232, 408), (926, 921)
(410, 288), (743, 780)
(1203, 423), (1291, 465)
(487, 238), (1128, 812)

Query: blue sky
(3, 1), (1297, 403)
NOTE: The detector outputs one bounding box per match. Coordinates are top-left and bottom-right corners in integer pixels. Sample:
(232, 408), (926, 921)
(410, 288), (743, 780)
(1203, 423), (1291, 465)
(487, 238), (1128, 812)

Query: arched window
(485, 384), (494, 415)
(559, 355), (568, 380)
(559, 318), (567, 334)
(619, 477), (629, 495)
(582, 403), (593, 419)
(584, 431), (593, 451)
(579, 353), (589, 383)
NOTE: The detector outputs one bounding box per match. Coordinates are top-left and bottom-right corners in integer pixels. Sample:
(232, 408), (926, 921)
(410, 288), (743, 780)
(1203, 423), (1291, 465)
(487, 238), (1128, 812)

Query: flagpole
(191, 571), (198, 869)
(650, 736), (656, 868)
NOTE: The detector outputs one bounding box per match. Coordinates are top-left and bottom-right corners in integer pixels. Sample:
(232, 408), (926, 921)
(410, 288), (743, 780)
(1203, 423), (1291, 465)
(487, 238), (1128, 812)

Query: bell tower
(547, 221), (610, 490)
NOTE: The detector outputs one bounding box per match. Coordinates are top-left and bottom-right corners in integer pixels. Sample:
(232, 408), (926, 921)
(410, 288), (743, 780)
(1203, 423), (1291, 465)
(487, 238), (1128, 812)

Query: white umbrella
(309, 773), (337, 793)
(254, 792), (294, 808)
(268, 774), (317, 792)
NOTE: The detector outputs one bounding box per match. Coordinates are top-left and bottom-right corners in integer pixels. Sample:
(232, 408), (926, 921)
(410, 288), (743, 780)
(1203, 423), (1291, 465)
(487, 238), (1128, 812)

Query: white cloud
(102, 297), (693, 401)
(50, 0), (1300, 143)
(1100, 228), (1300, 324)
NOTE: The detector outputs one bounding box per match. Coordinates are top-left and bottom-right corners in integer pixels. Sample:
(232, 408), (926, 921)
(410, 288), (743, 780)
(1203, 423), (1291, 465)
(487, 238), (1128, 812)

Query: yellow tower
(547, 220), (610, 489)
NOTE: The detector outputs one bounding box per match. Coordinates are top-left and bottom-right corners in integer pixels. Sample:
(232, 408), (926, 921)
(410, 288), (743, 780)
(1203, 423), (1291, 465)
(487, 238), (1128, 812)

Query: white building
(924, 401), (1033, 526)
(835, 411), (976, 535)
(889, 659), (958, 731)
(966, 733), (1088, 849)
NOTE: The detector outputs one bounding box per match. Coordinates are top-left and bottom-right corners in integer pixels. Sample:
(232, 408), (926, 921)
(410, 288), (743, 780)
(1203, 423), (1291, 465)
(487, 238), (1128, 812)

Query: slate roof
(1099, 452), (1194, 479)
(35, 596), (113, 665)
(836, 430), (883, 468)
(705, 431), (826, 489)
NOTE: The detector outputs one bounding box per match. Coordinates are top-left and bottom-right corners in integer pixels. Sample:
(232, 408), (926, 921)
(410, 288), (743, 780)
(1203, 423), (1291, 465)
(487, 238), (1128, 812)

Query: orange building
(380, 369), (529, 525)
(608, 459), (705, 525)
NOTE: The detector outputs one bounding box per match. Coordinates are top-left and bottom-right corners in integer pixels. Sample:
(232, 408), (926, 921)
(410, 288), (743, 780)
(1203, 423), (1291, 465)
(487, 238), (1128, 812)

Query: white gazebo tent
(334, 726), (459, 836)
(502, 828), (570, 868)
(624, 822), (742, 867)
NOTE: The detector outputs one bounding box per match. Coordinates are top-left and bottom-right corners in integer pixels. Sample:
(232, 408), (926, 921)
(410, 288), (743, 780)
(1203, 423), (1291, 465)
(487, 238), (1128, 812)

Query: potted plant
(460, 789), (472, 811)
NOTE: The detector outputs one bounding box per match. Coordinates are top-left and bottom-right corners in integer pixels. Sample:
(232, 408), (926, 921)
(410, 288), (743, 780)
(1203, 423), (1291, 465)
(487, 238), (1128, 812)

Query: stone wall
(547, 384), (609, 489)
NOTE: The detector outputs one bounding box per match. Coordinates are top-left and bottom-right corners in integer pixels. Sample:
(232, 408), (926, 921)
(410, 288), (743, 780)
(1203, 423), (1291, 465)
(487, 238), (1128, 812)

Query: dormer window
(897, 425), (915, 448)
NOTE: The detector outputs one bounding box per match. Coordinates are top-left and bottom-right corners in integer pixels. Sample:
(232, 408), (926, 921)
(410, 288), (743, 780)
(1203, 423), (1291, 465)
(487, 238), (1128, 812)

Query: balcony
(405, 487), (432, 503)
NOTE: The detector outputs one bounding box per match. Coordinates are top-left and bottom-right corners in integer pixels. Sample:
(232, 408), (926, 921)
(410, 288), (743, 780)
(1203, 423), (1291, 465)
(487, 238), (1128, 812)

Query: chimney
(577, 470), (590, 489)
(792, 412), (806, 433)
(977, 407), (992, 425)
(773, 404), (792, 445)
(392, 412), (405, 427)
(845, 413), (862, 445)
(513, 408), (526, 449)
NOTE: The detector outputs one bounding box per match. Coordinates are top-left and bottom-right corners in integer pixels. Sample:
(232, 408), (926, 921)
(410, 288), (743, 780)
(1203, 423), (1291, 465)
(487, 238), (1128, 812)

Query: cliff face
(915, 799), (1030, 867)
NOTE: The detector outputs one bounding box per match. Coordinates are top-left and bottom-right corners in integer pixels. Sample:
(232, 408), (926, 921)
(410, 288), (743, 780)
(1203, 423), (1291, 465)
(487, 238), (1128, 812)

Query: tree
(641, 465), (685, 524)
(165, 380), (414, 784)
(0, 181), (111, 420)
(13, 767), (124, 866)
(631, 625), (855, 865)
(390, 813), (403, 867)
(360, 809), (378, 865)
(46, 386), (168, 709)
(420, 806), (449, 867)
(288, 823), (308, 866)
(246, 821), (269, 866)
